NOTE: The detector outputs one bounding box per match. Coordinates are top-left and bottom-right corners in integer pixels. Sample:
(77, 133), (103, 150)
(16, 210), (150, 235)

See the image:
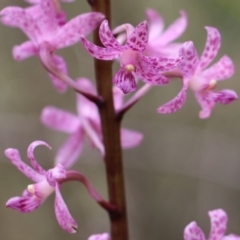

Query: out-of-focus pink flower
(88, 233), (110, 240)
(0, 0), (104, 92)
(41, 78), (143, 168)
(5, 141), (77, 233)
(80, 20), (181, 94)
(158, 27), (237, 118)
(145, 9), (187, 57)
(184, 209), (240, 240)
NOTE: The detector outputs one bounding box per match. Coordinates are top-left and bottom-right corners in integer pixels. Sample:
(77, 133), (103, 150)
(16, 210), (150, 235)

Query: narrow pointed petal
(180, 41), (199, 77)
(6, 195), (43, 213)
(159, 10), (187, 45)
(5, 148), (43, 182)
(213, 89), (238, 104)
(27, 141), (51, 175)
(55, 130), (84, 169)
(88, 233), (111, 240)
(157, 80), (188, 114)
(126, 21), (148, 52)
(146, 8), (164, 40)
(48, 55), (68, 92)
(46, 164), (66, 187)
(113, 68), (137, 94)
(194, 92), (215, 119)
(13, 41), (37, 61)
(183, 222), (206, 240)
(222, 235), (240, 240)
(121, 128), (143, 149)
(198, 27), (221, 70)
(208, 209), (227, 240)
(80, 36), (121, 60)
(41, 106), (80, 133)
(54, 13), (105, 49)
(0, 7), (40, 41)
(113, 86), (124, 110)
(55, 184), (78, 233)
(99, 20), (123, 49)
(113, 23), (135, 42)
(202, 55), (234, 81)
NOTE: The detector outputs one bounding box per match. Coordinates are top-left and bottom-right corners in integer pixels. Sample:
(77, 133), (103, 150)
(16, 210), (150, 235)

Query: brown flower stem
(89, 1), (129, 240)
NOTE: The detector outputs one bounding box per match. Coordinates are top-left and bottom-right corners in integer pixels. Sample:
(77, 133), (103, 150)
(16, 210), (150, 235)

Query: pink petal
(6, 195), (43, 213)
(113, 86), (124, 110)
(12, 41), (38, 61)
(159, 10), (187, 45)
(48, 55), (68, 92)
(198, 27), (221, 70)
(120, 128), (143, 149)
(157, 79), (188, 114)
(41, 106), (80, 133)
(222, 235), (240, 240)
(126, 21), (148, 52)
(27, 141), (51, 175)
(80, 36), (122, 60)
(180, 41), (199, 78)
(0, 6), (40, 41)
(54, 12), (105, 49)
(213, 89), (238, 105)
(99, 20), (123, 49)
(113, 23), (135, 43)
(88, 233), (111, 240)
(54, 184), (78, 233)
(113, 68), (137, 94)
(208, 209), (227, 240)
(202, 55), (235, 81)
(183, 222), (206, 240)
(146, 8), (164, 41)
(54, 130), (84, 169)
(4, 148), (43, 182)
(46, 164), (66, 187)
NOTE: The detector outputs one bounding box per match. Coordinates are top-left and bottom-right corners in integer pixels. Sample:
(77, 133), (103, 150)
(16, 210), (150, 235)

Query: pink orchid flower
(0, 0), (104, 92)
(145, 9), (187, 57)
(184, 209), (240, 240)
(80, 20), (181, 94)
(88, 233), (110, 240)
(158, 27), (237, 118)
(5, 141), (78, 233)
(41, 78), (143, 168)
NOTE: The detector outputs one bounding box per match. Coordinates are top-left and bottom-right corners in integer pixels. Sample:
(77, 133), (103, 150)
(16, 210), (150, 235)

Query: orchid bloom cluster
(1, 0), (239, 238)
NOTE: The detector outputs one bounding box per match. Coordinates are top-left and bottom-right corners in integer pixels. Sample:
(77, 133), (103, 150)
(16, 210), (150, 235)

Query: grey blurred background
(0, 0), (240, 239)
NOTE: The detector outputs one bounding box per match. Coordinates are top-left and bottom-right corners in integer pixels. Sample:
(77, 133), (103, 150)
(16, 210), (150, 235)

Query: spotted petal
(41, 106), (80, 133)
(198, 27), (221, 70)
(5, 148), (43, 182)
(13, 41), (37, 61)
(202, 55), (234, 82)
(213, 89), (238, 104)
(184, 222), (206, 240)
(46, 164), (66, 187)
(54, 13), (105, 49)
(54, 184), (78, 233)
(126, 21), (148, 52)
(80, 37), (122, 60)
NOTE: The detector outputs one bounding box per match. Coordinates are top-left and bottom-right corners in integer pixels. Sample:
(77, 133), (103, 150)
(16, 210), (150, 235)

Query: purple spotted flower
(0, 0), (104, 92)
(88, 233), (110, 240)
(80, 20), (181, 94)
(5, 141), (78, 233)
(145, 9), (187, 57)
(41, 78), (143, 168)
(184, 209), (240, 240)
(158, 27), (237, 118)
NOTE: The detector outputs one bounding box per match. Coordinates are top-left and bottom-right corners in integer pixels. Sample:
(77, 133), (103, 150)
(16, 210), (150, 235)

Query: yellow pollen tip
(125, 64), (135, 72)
(207, 79), (217, 91)
(27, 184), (35, 194)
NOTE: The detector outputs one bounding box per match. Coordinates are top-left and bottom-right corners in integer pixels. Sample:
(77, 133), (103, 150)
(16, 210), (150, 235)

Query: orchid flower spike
(145, 9), (187, 57)
(0, 0), (104, 92)
(88, 233), (111, 240)
(5, 141), (78, 233)
(41, 78), (143, 168)
(80, 20), (181, 94)
(158, 27), (238, 118)
(184, 209), (240, 240)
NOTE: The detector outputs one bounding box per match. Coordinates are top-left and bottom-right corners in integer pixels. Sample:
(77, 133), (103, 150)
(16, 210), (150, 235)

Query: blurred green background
(0, 0), (240, 239)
